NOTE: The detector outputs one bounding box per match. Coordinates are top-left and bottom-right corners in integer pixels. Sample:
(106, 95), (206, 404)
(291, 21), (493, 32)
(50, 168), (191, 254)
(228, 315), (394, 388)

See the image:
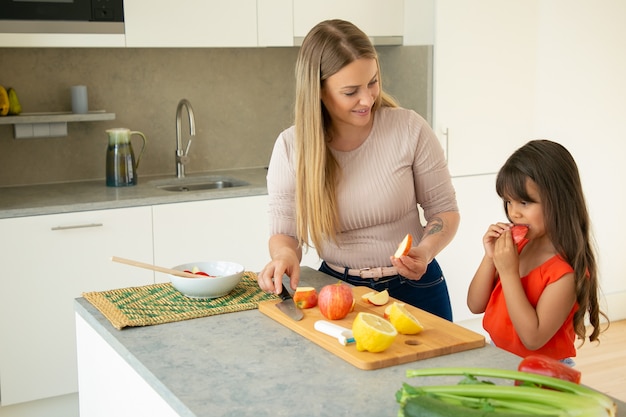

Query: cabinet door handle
(51, 223), (103, 231)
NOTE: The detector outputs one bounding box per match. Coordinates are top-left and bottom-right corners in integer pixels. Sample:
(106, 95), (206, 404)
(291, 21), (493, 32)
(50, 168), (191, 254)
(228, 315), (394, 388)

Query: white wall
(533, 1), (626, 320)
(434, 0), (626, 324)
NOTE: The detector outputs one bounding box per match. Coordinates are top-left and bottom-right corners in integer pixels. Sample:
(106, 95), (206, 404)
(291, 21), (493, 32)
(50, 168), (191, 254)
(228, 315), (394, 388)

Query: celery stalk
(419, 385), (608, 416)
(433, 391), (566, 416)
(404, 368), (616, 417)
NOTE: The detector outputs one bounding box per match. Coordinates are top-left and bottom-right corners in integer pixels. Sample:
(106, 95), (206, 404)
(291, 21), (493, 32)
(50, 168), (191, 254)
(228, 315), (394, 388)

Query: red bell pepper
(516, 354), (581, 385)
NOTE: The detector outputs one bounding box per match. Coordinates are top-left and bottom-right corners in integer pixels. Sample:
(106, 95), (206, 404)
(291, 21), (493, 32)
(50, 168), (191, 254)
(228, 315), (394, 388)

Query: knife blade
(275, 283), (304, 321)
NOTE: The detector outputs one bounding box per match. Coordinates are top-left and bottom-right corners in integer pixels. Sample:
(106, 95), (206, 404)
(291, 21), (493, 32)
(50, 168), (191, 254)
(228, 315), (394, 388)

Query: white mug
(71, 85), (88, 114)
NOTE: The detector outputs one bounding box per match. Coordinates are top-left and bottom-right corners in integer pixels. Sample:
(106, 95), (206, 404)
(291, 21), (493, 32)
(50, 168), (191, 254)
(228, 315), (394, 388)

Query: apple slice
(361, 291), (376, 302)
(293, 286), (318, 309)
(393, 234), (412, 258)
(366, 289), (389, 306)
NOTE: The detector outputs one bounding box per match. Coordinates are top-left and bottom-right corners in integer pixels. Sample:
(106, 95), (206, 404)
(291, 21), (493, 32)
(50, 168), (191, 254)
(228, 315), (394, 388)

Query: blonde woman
(257, 19), (460, 320)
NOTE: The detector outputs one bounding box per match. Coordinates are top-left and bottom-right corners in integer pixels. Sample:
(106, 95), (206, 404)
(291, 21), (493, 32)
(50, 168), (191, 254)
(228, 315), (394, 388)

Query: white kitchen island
(74, 267), (625, 417)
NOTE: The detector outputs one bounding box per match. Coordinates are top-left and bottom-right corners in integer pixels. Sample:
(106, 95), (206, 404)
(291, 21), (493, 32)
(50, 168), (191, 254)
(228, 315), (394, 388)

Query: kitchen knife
(275, 283), (304, 321)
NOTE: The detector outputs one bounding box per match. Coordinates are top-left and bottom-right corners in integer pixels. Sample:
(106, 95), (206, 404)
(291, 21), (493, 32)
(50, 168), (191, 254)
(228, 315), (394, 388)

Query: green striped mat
(83, 271), (279, 330)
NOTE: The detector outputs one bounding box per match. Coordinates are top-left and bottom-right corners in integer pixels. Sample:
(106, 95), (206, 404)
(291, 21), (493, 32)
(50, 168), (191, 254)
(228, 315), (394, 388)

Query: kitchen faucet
(175, 98), (196, 178)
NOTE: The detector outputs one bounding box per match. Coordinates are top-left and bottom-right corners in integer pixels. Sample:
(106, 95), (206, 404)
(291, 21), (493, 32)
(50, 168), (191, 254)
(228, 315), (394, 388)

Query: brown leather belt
(325, 262), (398, 280)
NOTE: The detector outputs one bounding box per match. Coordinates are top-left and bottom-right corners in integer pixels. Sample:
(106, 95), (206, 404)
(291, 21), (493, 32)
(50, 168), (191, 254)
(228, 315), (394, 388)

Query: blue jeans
(319, 259), (453, 321)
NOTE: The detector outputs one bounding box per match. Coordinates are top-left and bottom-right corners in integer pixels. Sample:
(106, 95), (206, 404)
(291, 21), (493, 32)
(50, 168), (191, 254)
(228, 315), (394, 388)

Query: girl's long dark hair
(495, 139), (606, 343)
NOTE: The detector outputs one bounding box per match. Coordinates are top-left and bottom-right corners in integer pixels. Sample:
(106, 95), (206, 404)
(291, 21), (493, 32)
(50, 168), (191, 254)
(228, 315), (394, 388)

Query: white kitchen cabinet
(235, 0), (429, 47)
(2, 0), (429, 48)
(152, 195), (271, 279)
(433, 0), (539, 176)
(435, 174), (503, 323)
(403, 0), (434, 45)
(258, 0), (294, 47)
(153, 195), (320, 281)
(0, 207), (153, 406)
(292, 0), (404, 45)
(124, 0), (258, 47)
(75, 314), (179, 417)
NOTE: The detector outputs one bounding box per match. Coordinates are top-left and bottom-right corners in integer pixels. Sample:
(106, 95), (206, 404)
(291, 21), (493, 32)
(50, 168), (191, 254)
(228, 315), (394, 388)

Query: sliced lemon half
(388, 302), (424, 335)
(351, 312), (398, 353)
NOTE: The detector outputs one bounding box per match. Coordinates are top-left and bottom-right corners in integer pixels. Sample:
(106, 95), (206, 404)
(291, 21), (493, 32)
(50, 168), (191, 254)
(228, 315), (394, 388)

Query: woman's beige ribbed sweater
(267, 107), (458, 269)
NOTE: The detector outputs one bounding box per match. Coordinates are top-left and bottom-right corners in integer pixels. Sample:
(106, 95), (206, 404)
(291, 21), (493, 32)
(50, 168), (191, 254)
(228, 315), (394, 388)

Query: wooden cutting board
(258, 286), (485, 370)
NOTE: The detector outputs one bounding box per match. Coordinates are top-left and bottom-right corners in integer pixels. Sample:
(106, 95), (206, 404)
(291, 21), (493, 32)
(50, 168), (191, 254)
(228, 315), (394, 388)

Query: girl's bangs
(496, 165), (532, 201)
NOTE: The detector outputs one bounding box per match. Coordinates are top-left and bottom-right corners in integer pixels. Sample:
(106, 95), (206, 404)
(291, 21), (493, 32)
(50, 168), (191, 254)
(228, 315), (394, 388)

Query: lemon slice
(351, 312), (398, 353)
(388, 302), (424, 335)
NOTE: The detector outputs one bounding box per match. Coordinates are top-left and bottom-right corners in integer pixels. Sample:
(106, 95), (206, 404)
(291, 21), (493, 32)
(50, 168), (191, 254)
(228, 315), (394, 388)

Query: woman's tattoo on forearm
(423, 217), (443, 239)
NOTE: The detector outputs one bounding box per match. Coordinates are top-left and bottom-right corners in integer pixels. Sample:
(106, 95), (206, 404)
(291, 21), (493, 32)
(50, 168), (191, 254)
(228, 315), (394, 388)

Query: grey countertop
(75, 267), (624, 417)
(0, 167), (268, 219)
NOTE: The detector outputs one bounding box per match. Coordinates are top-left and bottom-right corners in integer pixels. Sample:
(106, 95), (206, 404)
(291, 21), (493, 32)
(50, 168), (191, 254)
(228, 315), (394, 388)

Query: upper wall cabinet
(259, 0), (433, 47)
(433, 0), (538, 176)
(0, 0), (433, 48)
(124, 0), (258, 47)
(258, 0), (294, 46)
(293, 0), (404, 45)
(130, 0), (423, 48)
(125, 0), (433, 47)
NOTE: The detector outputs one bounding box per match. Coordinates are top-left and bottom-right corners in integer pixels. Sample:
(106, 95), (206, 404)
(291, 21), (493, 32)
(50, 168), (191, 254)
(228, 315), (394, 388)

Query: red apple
(317, 282), (354, 320)
(293, 286), (318, 309)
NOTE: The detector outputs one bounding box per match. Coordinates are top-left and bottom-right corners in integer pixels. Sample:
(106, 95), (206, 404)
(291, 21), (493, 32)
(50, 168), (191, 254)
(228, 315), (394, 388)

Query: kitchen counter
(73, 267), (625, 417)
(0, 167), (268, 219)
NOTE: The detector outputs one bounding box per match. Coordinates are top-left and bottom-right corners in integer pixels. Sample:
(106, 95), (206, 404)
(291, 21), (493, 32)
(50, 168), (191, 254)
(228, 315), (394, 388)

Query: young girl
(467, 139), (606, 360)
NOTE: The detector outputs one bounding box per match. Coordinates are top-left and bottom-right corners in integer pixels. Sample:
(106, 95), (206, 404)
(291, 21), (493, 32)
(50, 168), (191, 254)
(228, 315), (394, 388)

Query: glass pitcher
(105, 128), (147, 187)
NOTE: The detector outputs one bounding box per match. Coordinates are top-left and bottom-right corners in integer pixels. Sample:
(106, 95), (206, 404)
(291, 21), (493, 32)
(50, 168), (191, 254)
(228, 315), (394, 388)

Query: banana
(7, 87), (22, 115)
(0, 85), (9, 116)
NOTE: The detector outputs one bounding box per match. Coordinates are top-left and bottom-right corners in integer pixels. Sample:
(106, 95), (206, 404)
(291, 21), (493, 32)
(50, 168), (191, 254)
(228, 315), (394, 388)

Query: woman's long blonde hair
(294, 19), (397, 251)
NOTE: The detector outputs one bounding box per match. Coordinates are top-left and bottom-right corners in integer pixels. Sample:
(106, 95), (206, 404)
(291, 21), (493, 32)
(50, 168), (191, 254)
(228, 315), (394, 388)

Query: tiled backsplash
(0, 46), (431, 187)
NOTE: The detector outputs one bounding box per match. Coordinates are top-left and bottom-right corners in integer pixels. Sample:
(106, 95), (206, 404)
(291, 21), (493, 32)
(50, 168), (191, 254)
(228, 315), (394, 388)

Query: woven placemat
(83, 271), (280, 330)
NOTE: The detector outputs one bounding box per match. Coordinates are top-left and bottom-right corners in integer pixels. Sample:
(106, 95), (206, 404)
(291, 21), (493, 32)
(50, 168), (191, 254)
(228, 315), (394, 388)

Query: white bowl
(170, 261), (244, 299)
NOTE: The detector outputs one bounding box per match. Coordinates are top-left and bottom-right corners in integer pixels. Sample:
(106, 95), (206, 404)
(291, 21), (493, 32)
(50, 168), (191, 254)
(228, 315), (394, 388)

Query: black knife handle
(279, 284), (292, 301)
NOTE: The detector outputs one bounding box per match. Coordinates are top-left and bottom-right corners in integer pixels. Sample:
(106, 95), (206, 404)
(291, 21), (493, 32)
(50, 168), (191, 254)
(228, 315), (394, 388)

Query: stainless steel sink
(153, 176), (249, 192)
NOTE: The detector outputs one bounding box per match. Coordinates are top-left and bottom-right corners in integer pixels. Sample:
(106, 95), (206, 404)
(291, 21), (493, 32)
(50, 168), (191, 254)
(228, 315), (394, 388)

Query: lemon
(351, 312), (397, 353)
(388, 302), (424, 335)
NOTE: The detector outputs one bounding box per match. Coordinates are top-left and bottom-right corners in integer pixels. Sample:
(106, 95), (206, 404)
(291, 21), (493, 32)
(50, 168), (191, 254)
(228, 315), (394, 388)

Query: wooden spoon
(111, 256), (200, 278)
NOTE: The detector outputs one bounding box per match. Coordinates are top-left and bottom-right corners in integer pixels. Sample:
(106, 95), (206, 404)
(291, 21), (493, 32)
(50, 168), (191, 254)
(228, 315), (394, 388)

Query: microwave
(0, 0), (124, 34)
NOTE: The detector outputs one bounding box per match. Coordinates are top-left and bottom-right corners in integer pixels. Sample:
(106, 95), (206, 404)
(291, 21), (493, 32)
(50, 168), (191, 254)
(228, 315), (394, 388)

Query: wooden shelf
(0, 111), (115, 125)
(0, 111), (116, 138)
